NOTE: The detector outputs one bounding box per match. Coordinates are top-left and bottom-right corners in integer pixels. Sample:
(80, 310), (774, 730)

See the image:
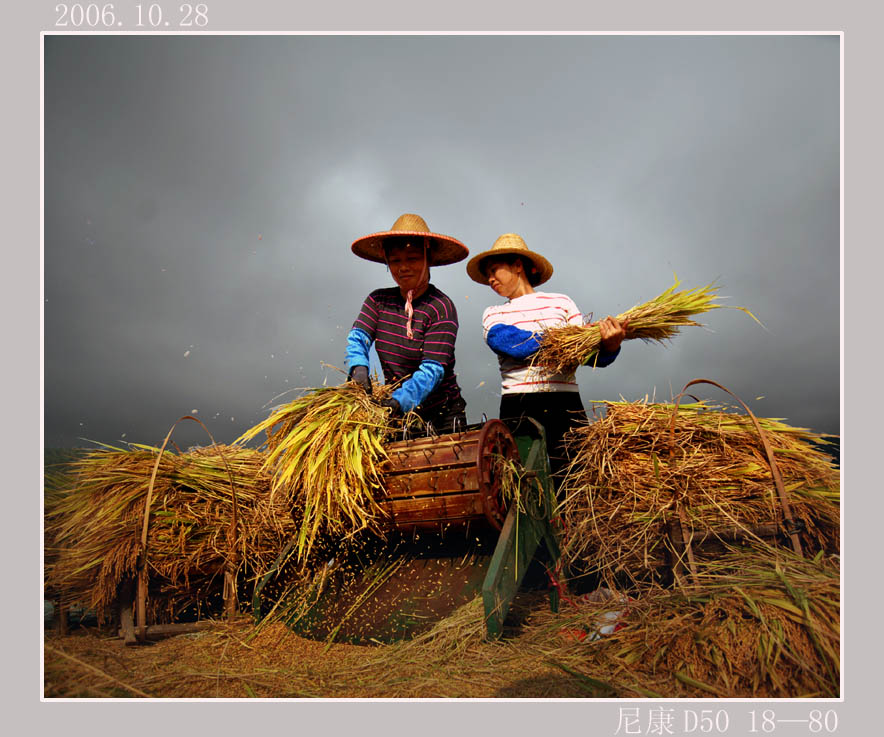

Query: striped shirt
(482, 291), (585, 394)
(353, 284), (464, 414)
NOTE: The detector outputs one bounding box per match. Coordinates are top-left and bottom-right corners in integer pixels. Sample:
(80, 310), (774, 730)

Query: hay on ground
(43, 546), (839, 698)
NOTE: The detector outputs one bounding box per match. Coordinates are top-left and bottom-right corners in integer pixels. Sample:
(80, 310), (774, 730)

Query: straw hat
(466, 233), (554, 286)
(351, 213), (469, 266)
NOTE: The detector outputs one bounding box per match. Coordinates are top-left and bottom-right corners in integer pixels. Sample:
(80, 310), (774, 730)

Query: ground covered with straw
(44, 595), (586, 699)
(44, 546), (838, 699)
(43, 386), (840, 699)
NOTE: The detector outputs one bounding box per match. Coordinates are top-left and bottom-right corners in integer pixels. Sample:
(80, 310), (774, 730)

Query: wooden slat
(381, 466), (478, 499)
(116, 620), (215, 641)
(387, 514), (482, 528)
(56, 604), (69, 636)
(119, 603), (136, 646)
(379, 493), (485, 525)
(385, 430), (476, 453)
(688, 523), (781, 546)
(384, 443), (478, 474)
(118, 579), (136, 645)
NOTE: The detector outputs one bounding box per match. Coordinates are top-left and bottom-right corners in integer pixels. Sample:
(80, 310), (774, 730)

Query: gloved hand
(378, 397), (402, 417)
(348, 365), (372, 395)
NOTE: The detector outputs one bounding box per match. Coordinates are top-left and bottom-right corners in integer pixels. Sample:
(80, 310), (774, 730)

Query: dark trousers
(416, 395), (468, 435)
(499, 391), (587, 492)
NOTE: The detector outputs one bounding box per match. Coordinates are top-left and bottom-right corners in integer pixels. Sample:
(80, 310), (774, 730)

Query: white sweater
(481, 291), (584, 394)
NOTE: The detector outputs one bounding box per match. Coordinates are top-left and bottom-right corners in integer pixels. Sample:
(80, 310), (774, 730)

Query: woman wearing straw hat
(346, 214), (469, 433)
(467, 233), (628, 487)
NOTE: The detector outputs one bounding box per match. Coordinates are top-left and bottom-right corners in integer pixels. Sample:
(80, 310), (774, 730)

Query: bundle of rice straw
(43, 451), (81, 596)
(235, 383), (394, 561)
(45, 443), (292, 620)
(558, 400), (840, 585)
(531, 278), (759, 374)
(525, 545), (839, 698)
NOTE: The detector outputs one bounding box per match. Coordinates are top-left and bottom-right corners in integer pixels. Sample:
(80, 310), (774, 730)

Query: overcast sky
(43, 34), (839, 449)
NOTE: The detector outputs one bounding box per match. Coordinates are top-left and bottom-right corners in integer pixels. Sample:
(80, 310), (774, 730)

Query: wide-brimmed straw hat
(466, 233), (554, 286)
(351, 213), (469, 266)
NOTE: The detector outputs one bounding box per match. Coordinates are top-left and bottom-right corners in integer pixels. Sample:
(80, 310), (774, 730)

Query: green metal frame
(481, 423), (561, 640)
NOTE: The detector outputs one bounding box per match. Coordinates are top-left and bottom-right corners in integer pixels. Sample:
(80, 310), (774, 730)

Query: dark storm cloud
(43, 34), (839, 449)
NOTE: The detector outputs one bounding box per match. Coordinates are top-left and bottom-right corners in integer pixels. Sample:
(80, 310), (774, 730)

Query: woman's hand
(378, 397), (402, 417)
(348, 366), (372, 395)
(592, 315), (630, 353)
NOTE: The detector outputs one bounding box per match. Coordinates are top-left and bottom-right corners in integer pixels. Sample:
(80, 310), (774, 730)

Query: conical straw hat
(351, 213), (469, 266)
(466, 233), (554, 286)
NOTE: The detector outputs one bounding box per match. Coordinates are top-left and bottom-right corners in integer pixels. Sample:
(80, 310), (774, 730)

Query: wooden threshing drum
(378, 419), (519, 533)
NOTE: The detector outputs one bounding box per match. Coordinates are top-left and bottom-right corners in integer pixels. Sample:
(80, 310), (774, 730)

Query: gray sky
(43, 34), (840, 449)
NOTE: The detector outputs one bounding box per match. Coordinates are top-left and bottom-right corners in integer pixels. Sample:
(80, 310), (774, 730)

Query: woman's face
(387, 243), (429, 294)
(483, 258), (525, 299)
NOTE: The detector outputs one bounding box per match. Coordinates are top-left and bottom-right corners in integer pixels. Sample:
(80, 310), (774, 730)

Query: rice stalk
(497, 455), (550, 518)
(235, 383), (395, 561)
(497, 455), (554, 579)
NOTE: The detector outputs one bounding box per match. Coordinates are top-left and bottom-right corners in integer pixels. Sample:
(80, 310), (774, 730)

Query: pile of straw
(558, 400), (840, 585)
(524, 545), (840, 697)
(236, 383), (394, 561)
(531, 279), (758, 374)
(45, 443), (294, 620)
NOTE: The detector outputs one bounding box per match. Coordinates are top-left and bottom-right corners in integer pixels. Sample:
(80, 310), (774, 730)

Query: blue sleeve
(582, 346), (621, 368)
(392, 360), (445, 413)
(345, 328), (372, 369)
(486, 323), (542, 360)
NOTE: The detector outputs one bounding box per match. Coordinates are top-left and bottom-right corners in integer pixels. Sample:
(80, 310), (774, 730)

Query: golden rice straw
(532, 278), (760, 374)
(44, 443), (292, 620)
(235, 382), (394, 562)
(522, 545), (839, 698)
(45, 645), (153, 698)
